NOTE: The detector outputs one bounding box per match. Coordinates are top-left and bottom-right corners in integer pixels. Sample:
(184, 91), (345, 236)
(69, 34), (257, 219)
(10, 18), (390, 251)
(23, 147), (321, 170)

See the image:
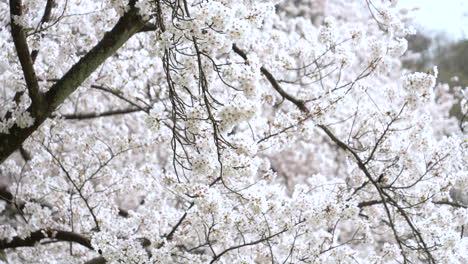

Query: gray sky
(398, 0), (468, 40)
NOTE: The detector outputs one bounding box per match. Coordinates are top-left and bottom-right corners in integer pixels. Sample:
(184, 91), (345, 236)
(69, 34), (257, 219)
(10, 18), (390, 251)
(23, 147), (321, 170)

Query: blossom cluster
(0, 0), (466, 263)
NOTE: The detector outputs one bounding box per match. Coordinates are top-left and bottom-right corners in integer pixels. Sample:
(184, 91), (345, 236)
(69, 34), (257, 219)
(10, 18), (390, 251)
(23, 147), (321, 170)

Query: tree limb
(0, 229), (93, 250)
(84, 257), (107, 264)
(61, 108), (144, 120)
(9, 0), (43, 104)
(31, 0), (55, 63)
(433, 200), (467, 209)
(237, 46), (436, 263)
(232, 44), (308, 112)
(0, 5), (145, 164)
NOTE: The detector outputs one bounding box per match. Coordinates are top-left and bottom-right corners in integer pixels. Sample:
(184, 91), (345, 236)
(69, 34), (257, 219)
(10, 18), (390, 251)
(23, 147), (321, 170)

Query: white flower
(388, 38), (408, 57)
(402, 71), (436, 93)
(15, 111), (35, 128)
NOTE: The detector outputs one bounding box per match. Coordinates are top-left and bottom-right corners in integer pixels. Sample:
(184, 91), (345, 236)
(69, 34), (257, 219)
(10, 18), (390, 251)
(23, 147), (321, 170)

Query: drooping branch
(0, 5), (145, 164)
(0, 229), (93, 250)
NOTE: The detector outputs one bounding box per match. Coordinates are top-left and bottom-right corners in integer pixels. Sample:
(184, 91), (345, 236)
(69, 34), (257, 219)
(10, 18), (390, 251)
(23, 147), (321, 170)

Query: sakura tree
(0, 0), (467, 263)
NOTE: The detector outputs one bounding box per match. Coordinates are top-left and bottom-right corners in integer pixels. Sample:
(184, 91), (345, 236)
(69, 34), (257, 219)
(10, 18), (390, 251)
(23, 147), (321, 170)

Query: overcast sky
(398, 0), (468, 40)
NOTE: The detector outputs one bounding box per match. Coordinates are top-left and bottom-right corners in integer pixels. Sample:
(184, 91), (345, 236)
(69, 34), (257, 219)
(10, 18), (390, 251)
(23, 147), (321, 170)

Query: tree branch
(433, 200), (467, 209)
(31, 0), (55, 63)
(358, 199), (383, 208)
(44, 7), (144, 115)
(9, 0), (43, 103)
(240, 48), (436, 262)
(232, 44), (308, 112)
(0, 5), (145, 164)
(61, 108), (144, 120)
(0, 229), (93, 250)
(84, 257), (107, 264)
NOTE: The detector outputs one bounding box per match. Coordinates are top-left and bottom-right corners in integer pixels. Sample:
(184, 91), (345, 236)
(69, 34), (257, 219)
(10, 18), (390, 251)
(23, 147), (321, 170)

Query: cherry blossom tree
(0, 0), (467, 263)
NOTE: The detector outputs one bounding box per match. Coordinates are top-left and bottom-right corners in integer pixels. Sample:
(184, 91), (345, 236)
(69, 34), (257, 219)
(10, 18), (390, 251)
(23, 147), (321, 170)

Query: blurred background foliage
(404, 32), (468, 86)
(403, 29), (467, 128)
